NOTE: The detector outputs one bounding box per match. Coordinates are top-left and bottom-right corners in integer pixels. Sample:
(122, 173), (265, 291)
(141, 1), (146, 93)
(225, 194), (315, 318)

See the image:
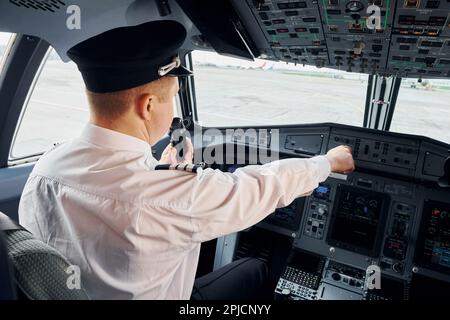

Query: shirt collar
(80, 123), (153, 156)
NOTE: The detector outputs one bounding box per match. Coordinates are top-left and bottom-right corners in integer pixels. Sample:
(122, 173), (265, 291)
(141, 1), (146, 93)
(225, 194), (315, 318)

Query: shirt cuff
(311, 155), (331, 182)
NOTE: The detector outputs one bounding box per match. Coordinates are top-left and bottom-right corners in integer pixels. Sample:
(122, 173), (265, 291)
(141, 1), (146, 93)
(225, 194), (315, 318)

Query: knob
(332, 273), (341, 281)
(392, 263), (403, 273)
(281, 288), (291, 296)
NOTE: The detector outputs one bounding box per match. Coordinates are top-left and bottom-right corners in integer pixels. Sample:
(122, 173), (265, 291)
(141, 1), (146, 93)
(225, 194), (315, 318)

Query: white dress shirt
(18, 123), (331, 300)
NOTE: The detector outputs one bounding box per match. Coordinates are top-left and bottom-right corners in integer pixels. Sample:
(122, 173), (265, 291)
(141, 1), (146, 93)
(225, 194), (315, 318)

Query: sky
(0, 32), (11, 45)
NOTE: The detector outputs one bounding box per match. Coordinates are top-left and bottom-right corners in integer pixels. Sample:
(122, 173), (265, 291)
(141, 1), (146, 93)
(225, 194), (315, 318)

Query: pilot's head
(67, 20), (192, 144)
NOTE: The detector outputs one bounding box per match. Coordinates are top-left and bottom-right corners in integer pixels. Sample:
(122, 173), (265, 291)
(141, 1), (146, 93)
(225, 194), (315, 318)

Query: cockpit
(0, 0), (449, 301)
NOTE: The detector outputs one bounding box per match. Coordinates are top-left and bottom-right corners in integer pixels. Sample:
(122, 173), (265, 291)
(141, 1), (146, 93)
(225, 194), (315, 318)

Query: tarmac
(10, 61), (450, 159)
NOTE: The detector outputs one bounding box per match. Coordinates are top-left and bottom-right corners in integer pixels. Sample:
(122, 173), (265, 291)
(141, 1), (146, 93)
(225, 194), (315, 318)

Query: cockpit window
(390, 78), (450, 145)
(0, 32), (13, 70)
(10, 47), (182, 161)
(191, 51), (368, 128)
(10, 48), (89, 160)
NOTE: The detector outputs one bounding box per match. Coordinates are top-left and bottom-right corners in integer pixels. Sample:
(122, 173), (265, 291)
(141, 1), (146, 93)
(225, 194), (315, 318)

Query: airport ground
(10, 62), (450, 159)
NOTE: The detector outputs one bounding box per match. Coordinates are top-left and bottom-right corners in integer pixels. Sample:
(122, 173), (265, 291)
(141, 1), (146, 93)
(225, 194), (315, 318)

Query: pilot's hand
(326, 145), (355, 174)
(159, 137), (194, 165)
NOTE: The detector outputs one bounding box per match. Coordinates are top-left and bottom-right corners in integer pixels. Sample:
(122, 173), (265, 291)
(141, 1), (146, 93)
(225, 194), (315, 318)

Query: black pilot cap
(67, 20), (193, 93)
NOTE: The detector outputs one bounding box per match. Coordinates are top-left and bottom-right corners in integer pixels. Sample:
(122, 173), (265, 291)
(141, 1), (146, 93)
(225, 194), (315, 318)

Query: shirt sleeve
(187, 156), (331, 243)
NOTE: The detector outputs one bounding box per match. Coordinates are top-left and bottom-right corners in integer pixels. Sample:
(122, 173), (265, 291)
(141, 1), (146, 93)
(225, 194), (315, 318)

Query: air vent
(9, 0), (65, 12)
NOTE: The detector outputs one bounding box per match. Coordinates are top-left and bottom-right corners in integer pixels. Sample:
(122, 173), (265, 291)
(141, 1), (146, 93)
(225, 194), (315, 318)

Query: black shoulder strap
(154, 163), (206, 173)
(0, 212), (24, 232)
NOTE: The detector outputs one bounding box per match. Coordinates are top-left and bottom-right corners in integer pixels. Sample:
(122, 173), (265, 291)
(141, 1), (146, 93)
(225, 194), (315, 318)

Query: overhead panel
(246, 0), (329, 67)
(320, 0), (395, 74)
(242, 0), (450, 78)
(387, 0), (450, 78)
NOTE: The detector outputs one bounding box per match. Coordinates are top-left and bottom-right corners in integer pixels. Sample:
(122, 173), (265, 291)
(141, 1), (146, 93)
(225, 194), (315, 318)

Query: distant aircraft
(248, 62), (274, 70)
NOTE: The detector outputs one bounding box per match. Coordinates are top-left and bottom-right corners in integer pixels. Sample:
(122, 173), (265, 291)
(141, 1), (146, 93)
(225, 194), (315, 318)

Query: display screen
(415, 200), (450, 274)
(313, 183), (331, 200)
(263, 198), (305, 231)
(327, 186), (389, 256)
(226, 164), (305, 231)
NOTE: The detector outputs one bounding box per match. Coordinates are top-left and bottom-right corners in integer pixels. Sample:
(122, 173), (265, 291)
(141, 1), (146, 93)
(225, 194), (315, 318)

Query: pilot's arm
(139, 145), (353, 246)
(187, 156), (332, 242)
(153, 144), (351, 243)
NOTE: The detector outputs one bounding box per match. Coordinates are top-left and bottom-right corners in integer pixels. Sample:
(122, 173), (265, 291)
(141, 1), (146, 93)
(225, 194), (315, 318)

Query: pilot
(18, 20), (354, 299)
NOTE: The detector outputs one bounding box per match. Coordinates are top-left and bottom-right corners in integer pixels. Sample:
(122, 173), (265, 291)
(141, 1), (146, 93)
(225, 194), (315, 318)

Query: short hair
(86, 76), (175, 119)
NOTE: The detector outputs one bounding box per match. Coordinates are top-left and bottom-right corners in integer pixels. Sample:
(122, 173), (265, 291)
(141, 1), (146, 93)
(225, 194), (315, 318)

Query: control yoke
(169, 117), (188, 162)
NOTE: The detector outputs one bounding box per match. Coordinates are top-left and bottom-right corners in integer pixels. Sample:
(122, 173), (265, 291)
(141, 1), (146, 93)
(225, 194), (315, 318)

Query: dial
(369, 199), (378, 208)
(346, 1), (365, 12)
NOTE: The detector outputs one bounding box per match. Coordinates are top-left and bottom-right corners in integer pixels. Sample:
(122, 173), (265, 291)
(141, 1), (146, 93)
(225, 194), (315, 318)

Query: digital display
(415, 200), (450, 274)
(313, 183), (331, 200)
(264, 198), (305, 231)
(316, 186), (329, 194)
(288, 249), (323, 274)
(327, 186), (389, 256)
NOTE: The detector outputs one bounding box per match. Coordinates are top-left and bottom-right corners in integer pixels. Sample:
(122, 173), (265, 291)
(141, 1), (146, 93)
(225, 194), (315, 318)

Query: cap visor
(167, 65), (193, 77)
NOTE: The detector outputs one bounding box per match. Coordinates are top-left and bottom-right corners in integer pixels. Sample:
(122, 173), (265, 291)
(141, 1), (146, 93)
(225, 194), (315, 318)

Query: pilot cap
(67, 20), (192, 93)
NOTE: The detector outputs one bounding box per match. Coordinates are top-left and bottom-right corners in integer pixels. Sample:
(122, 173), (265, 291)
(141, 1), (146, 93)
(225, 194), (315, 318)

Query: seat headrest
(0, 212), (24, 232)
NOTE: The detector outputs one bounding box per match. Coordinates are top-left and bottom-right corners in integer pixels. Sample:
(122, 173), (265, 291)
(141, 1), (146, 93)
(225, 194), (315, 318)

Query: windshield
(192, 51), (368, 128)
(390, 78), (450, 145)
(0, 32), (13, 66)
(192, 51), (450, 146)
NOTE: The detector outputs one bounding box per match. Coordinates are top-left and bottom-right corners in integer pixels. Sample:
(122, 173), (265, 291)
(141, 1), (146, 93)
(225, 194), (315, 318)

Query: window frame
(0, 35), (50, 169)
(0, 33), (17, 75)
(8, 47), (52, 165)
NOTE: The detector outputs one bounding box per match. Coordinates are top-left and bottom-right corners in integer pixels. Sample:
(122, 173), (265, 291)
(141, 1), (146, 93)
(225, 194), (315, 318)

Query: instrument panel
(220, 123), (450, 299)
(233, 0), (450, 78)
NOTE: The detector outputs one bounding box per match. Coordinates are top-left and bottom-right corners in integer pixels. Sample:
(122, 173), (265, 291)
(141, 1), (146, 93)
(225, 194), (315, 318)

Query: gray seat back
(0, 231), (16, 300)
(0, 211), (88, 300)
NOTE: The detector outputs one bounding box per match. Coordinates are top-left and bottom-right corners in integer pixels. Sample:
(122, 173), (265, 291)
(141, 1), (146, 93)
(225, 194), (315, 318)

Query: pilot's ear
(136, 93), (153, 120)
